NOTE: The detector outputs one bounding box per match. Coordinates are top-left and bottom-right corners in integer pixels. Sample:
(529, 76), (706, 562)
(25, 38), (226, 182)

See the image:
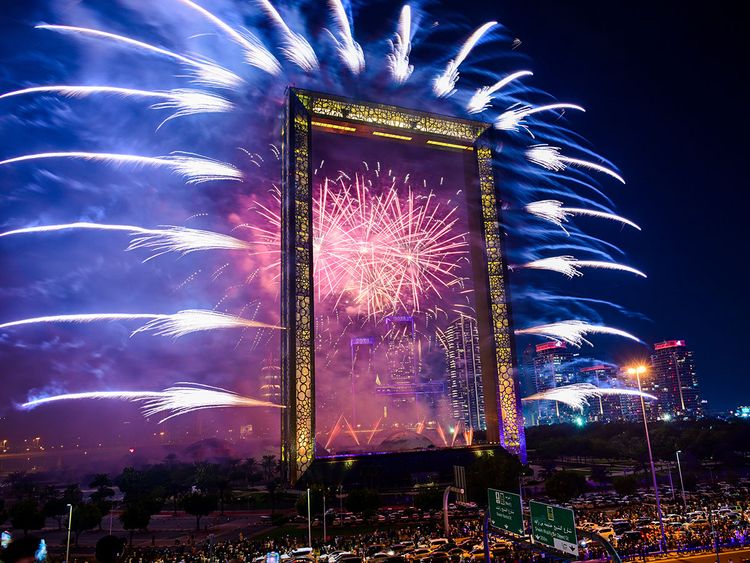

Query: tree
(182, 492), (217, 530)
(9, 500), (45, 536)
(90, 474), (115, 529)
(43, 496), (68, 530)
(612, 475), (639, 496)
(72, 503), (102, 546)
(414, 487), (443, 511)
(120, 501), (153, 545)
(466, 450), (525, 505)
(345, 489), (380, 516)
(261, 455), (277, 482)
(590, 465), (610, 484)
(544, 470), (588, 503)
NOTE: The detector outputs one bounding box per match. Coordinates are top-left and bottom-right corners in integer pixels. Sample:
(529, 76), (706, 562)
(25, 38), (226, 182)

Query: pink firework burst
(244, 164), (469, 317)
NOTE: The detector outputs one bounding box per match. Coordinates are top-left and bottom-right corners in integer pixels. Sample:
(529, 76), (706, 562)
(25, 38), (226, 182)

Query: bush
(544, 470), (588, 502)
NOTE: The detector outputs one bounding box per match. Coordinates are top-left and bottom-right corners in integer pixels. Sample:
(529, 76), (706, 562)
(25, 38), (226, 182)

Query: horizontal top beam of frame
(292, 88), (490, 143)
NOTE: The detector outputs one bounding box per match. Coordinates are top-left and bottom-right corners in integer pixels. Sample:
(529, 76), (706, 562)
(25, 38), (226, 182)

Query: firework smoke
(522, 383), (656, 411)
(0, 152), (242, 184)
(515, 320), (641, 347)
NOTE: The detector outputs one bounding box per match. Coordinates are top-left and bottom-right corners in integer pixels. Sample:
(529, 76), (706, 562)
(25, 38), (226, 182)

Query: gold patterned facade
(281, 89), (525, 482)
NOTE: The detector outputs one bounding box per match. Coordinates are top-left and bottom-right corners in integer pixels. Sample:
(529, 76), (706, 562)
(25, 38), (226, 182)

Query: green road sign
(529, 500), (578, 557)
(487, 489), (524, 536)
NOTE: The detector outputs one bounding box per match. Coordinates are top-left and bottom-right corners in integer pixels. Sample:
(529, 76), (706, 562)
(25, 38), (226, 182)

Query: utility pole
(307, 488), (312, 548)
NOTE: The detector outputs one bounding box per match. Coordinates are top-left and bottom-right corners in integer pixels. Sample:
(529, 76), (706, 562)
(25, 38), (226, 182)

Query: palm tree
(261, 455), (277, 482)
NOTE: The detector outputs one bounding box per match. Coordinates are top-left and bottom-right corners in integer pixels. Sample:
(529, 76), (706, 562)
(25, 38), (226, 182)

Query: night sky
(0, 0), (746, 455)
(491, 2), (747, 410)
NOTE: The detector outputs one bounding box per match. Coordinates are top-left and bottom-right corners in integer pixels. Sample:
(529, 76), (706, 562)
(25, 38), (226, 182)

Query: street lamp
(627, 365), (667, 552)
(676, 450), (687, 509)
(65, 503), (73, 563)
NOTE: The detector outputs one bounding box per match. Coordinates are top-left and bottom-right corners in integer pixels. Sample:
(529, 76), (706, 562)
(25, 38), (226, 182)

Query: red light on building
(580, 364), (610, 372)
(654, 340), (685, 350)
(535, 341), (566, 353)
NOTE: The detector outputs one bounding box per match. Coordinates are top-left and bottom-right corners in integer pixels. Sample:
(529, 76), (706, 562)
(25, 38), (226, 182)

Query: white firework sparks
(0, 152), (242, 185)
(174, 0), (281, 74)
(387, 5), (414, 84)
(0, 86), (233, 126)
(515, 320), (641, 347)
(520, 256), (646, 278)
(256, 0), (319, 72)
(526, 200), (641, 232)
(0, 222), (253, 260)
(35, 24), (244, 90)
(0, 310), (282, 337)
(466, 70), (533, 114)
(522, 383), (656, 411)
(327, 0), (366, 74)
(526, 145), (626, 184)
(495, 103), (585, 132)
(433, 21), (498, 98)
(20, 383), (283, 423)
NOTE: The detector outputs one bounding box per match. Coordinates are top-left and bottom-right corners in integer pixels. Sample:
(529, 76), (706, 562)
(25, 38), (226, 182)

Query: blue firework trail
(0, 0), (645, 420)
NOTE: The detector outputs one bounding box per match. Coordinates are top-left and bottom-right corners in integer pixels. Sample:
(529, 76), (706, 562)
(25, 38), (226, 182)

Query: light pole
(307, 488), (312, 548)
(676, 450), (687, 509)
(627, 365), (667, 552)
(65, 503), (73, 563)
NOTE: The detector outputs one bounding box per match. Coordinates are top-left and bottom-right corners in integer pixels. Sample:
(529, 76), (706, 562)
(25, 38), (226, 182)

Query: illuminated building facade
(650, 340), (704, 420)
(281, 88), (525, 483)
(531, 341), (576, 424)
(445, 316), (486, 431)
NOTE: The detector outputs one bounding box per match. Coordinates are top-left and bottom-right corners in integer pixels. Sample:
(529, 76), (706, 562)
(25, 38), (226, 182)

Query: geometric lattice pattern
(281, 92), (316, 483)
(282, 89), (526, 482)
(476, 143), (526, 461)
(295, 89), (486, 142)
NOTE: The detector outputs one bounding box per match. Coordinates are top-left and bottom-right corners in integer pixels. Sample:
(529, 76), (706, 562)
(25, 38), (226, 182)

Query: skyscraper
(350, 336), (375, 425)
(445, 316), (486, 430)
(650, 340), (704, 420)
(532, 342), (577, 424)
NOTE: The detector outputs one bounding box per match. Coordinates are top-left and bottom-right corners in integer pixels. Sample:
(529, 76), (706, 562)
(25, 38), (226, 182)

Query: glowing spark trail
(515, 320), (641, 347)
(174, 0), (281, 74)
(0, 152), (242, 184)
(495, 103), (585, 132)
(466, 70), (533, 114)
(522, 383), (656, 411)
(387, 5), (414, 84)
(0, 222), (253, 260)
(526, 200), (641, 232)
(0, 86), (233, 126)
(526, 145), (626, 184)
(327, 0), (366, 74)
(433, 21), (498, 98)
(521, 256), (646, 279)
(256, 0), (319, 71)
(0, 310), (282, 337)
(35, 25), (243, 89)
(20, 383), (283, 423)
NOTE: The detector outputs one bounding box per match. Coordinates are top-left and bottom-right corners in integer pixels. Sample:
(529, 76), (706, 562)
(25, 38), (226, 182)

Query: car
(429, 539), (450, 549)
(595, 527), (615, 541)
